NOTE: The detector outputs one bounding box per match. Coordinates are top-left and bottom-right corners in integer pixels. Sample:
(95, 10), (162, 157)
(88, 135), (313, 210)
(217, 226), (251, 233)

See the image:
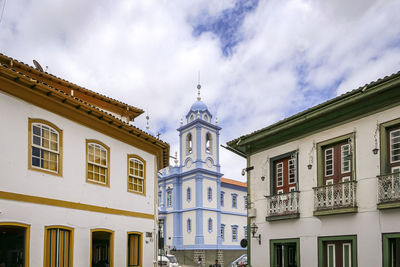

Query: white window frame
(276, 162), (283, 187)
(128, 156), (145, 194)
(277, 189), (284, 195)
(390, 129), (400, 163)
(325, 148), (334, 177)
(343, 243), (351, 267)
(288, 158), (296, 184)
(221, 191), (225, 207)
(289, 186), (296, 192)
(327, 244), (336, 267)
(221, 224), (225, 241)
(31, 122), (60, 173)
(87, 141), (109, 185)
(341, 144), (351, 174)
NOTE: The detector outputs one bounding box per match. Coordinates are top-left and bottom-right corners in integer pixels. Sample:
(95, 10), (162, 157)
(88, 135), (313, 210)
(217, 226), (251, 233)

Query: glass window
(186, 133), (193, 154)
(390, 129), (400, 164)
(87, 140), (109, 186)
(221, 224), (225, 241)
(232, 226), (238, 242)
(187, 219), (191, 232)
(208, 219), (212, 232)
(208, 187), (212, 201)
(232, 194), (237, 208)
(206, 133), (212, 153)
(128, 233), (141, 267)
(128, 155), (145, 194)
(187, 187), (191, 202)
(288, 158), (296, 184)
(167, 190), (172, 207)
(44, 227), (72, 267)
(221, 192), (225, 206)
(276, 162), (283, 186)
(29, 120), (62, 175)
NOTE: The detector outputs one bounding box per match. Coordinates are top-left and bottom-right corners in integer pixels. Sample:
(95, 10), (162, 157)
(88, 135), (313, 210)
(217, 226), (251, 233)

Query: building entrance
(0, 225), (26, 267)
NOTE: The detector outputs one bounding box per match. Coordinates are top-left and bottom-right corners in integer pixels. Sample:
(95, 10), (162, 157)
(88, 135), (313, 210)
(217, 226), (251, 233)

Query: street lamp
(250, 222), (261, 245)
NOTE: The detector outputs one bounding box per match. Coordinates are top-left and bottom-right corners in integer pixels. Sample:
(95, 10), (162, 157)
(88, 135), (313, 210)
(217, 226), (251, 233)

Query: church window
(206, 133), (212, 153)
(86, 140), (110, 186)
(204, 114), (208, 122)
(186, 187), (191, 202)
(208, 218), (213, 232)
(158, 191), (162, 206)
(29, 119), (62, 175)
(221, 224), (225, 241)
(128, 155), (146, 195)
(190, 114), (194, 122)
(167, 189), (172, 207)
(221, 191), (225, 206)
(207, 187), (212, 201)
(232, 194), (238, 208)
(187, 219), (192, 232)
(231, 225), (238, 242)
(186, 133), (193, 154)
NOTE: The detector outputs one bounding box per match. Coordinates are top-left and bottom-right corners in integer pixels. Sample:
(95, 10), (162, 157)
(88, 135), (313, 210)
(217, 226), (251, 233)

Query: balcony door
(322, 140), (352, 185)
(274, 242), (298, 267)
(274, 156), (297, 194)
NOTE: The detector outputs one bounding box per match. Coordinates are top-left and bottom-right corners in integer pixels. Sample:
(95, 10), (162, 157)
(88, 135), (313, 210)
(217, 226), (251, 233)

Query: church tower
(178, 84), (221, 173)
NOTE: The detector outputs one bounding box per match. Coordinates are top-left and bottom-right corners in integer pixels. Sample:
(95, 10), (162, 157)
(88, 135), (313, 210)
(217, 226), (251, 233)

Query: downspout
(246, 156), (251, 267)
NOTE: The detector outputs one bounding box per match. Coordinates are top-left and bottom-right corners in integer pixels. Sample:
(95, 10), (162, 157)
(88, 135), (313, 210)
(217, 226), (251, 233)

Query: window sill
(266, 213), (300, 221)
(377, 201), (400, 210)
(313, 207), (358, 216)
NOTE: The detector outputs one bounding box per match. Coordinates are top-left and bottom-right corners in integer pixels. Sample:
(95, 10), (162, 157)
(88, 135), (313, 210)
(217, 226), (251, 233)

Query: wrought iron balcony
(266, 191), (300, 221)
(378, 173), (400, 209)
(313, 180), (357, 215)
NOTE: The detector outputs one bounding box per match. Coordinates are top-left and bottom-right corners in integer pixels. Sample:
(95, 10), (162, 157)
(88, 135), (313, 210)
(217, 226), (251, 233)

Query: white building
(158, 87), (247, 266)
(227, 71), (400, 267)
(0, 53), (169, 267)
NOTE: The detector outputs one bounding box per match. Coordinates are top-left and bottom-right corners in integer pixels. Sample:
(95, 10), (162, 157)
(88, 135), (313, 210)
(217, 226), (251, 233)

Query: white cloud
(1, 0), (400, 182)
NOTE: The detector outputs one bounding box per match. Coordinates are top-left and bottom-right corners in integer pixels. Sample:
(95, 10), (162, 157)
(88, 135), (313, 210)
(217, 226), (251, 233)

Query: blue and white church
(158, 85), (247, 266)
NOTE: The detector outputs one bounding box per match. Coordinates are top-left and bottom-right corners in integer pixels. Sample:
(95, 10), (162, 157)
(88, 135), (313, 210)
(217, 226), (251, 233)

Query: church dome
(190, 100), (208, 112)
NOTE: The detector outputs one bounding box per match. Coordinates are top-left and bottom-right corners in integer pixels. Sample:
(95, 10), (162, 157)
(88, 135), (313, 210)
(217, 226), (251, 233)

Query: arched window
(190, 114), (194, 122)
(207, 187), (212, 201)
(186, 187), (191, 202)
(203, 114), (208, 122)
(29, 119), (62, 175)
(206, 133), (212, 153)
(128, 155), (146, 194)
(187, 219), (192, 232)
(86, 140), (110, 186)
(186, 133), (193, 154)
(208, 218), (213, 232)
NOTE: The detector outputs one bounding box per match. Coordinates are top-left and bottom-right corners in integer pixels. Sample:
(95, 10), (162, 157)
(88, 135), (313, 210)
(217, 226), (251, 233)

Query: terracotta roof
(221, 178), (247, 188)
(0, 57), (170, 169)
(0, 53), (143, 120)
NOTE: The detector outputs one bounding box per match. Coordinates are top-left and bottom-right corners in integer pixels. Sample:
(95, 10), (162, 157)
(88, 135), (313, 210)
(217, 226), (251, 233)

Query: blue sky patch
(192, 0), (258, 57)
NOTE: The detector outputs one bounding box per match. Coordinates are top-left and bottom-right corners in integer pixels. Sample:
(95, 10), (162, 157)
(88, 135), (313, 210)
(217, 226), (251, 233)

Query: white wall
(0, 91), (156, 266)
(249, 104), (400, 267)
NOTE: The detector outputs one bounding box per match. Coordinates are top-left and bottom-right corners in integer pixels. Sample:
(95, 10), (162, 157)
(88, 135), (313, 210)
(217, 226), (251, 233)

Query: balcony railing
(314, 180), (357, 213)
(378, 173), (400, 206)
(266, 191), (299, 220)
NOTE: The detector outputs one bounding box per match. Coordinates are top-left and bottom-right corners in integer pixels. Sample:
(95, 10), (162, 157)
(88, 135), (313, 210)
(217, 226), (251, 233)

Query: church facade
(158, 89), (246, 266)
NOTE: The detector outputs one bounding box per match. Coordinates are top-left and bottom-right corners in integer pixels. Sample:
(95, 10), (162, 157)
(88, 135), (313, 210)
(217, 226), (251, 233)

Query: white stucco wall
(182, 179), (196, 210)
(203, 211), (218, 245)
(182, 211), (196, 245)
(0, 91), (157, 266)
(249, 104), (400, 267)
(203, 178), (218, 209)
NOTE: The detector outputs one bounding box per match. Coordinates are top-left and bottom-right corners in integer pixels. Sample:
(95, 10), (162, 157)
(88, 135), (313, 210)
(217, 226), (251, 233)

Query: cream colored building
(0, 53), (169, 267)
(227, 71), (400, 267)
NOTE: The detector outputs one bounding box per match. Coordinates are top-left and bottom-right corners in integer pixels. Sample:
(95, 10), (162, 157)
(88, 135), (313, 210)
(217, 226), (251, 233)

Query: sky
(1, 0), (400, 182)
